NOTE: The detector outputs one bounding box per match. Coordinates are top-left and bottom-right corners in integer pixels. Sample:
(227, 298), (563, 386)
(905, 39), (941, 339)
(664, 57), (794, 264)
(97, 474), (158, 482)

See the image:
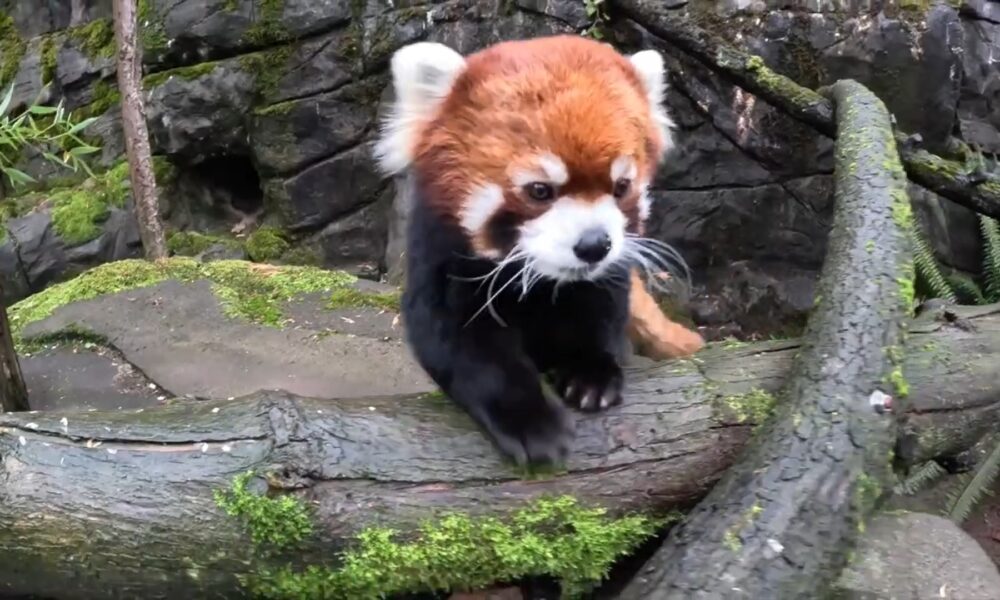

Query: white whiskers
(459, 245), (544, 327)
(622, 234), (692, 299)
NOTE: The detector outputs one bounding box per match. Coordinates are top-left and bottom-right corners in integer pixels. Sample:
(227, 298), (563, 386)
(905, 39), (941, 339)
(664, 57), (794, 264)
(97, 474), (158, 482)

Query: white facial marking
(629, 49), (676, 156)
(460, 183), (505, 257)
(538, 153), (569, 185)
(518, 196), (627, 281)
(611, 156), (638, 182)
(373, 42), (467, 175)
(510, 153), (569, 188)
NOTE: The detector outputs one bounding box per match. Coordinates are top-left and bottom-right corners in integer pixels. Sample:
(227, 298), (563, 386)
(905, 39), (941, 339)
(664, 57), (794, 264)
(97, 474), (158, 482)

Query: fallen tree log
(611, 0), (1000, 220)
(0, 301), (998, 599)
(618, 79), (915, 599)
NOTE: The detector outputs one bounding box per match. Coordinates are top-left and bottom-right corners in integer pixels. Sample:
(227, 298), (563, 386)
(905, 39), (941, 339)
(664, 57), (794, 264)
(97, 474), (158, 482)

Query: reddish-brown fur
(411, 36), (664, 230)
(410, 35), (703, 359)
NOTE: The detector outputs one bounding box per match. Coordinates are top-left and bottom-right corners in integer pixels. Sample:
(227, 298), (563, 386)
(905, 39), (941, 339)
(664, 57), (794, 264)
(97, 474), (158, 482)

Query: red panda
(374, 35), (701, 466)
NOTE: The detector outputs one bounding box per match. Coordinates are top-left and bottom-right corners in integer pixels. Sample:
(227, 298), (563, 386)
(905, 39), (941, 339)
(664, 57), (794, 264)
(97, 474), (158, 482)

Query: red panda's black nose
(574, 228), (612, 264)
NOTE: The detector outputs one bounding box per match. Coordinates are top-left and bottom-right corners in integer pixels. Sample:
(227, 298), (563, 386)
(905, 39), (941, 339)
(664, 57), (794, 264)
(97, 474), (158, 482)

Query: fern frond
(944, 434), (1000, 524)
(911, 217), (957, 303)
(893, 460), (947, 496)
(979, 214), (1000, 303)
(946, 273), (987, 306)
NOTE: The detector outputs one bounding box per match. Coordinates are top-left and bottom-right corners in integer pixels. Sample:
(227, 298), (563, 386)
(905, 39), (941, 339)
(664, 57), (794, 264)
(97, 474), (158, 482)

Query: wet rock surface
(1, 0), (997, 336)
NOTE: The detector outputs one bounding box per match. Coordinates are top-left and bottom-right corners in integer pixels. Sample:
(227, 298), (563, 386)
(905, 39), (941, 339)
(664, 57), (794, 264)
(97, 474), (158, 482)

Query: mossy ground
(8, 256), (412, 349)
(142, 60), (221, 90)
(214, 470), (669, 600)
(9, 257), (359, 341)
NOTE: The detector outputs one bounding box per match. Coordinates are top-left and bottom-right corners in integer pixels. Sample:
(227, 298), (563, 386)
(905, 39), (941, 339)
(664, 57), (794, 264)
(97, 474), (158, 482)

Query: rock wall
(0, 0), (997, 336)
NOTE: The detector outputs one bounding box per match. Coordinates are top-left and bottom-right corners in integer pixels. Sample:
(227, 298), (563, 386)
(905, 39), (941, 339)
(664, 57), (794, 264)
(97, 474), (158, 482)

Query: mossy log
(618, 79), (914, 598)
(612, 0), (1000, 220)
(0, 303), (999, 597)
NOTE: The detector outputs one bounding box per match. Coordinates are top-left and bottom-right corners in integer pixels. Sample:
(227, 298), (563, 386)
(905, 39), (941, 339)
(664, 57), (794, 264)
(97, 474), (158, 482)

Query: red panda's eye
(613, 178), (632, 199)
(525, 182), (556, 202)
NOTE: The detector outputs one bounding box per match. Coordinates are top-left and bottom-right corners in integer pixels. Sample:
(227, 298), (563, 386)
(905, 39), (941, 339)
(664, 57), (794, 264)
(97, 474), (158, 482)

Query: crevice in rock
(166, 154), (265, 234)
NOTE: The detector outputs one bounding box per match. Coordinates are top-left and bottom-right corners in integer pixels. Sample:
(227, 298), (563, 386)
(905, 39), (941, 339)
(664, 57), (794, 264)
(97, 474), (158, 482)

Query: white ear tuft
(373, 42), (467, 175)
(629, 49), (676, 156)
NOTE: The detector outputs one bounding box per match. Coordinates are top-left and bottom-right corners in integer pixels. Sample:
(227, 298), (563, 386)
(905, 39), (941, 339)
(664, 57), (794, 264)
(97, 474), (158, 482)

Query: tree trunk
(0, 300), (28, 412)
(610, 0), (1000, 220)
(112, 0), (168, 260)
(0, 303), (997, 599)
(617, 79), (913, 599)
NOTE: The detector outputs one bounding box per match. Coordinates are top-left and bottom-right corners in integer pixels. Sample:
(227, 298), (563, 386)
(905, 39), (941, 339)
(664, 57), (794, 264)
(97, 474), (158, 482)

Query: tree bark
(611, 0), (1000, 220)
(618, 79), (914, 599)
(0, 301), (28, 412)
(0, 304), (997, 598)
(112, 0), (168, 260)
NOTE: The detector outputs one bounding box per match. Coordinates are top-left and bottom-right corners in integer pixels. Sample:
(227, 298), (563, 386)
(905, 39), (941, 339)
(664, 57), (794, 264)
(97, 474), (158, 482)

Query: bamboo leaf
(1, 167), (37, 185)
(0, 84), (14, 117)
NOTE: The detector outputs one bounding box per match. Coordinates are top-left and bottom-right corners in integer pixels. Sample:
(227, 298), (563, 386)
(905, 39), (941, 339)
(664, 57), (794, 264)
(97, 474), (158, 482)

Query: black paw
(553, 358), (624, 413)
(477, 396), (573, 468)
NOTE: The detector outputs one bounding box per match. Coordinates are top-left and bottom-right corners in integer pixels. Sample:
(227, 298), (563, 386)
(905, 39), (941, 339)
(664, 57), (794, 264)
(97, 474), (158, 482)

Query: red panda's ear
(373, 42), (467, 176)
(628, 49), (676, 157)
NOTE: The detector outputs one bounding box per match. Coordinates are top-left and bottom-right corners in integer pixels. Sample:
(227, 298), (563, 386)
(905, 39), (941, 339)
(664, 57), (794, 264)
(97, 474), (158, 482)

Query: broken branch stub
(618, 79), (915, 599)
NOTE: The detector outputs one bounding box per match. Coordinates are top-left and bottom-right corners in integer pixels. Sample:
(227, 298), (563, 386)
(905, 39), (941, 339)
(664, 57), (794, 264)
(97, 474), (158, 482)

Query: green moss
(68, 18), (115, 59)
(245, 226), (290, 262)
(743, 53), (825, 112)
(886, 367), (910, 398)
(9, 258), (183, 340)
(49, 161), (132, 244)
(327, 288), (401, 312)
(254, 99), (295, 117)
(72, 79), (122, 120)
(722, 388), (777, 424)
(278, 245), (323, 266)
(214, 470), (313, 550)
(243, 0), (290, 46)
(9, 257), (358, 341)
(240, 44), (294, 102)
(40, 35), (59, 84)
(897, 276), (916, 310)
(167, 231), (242, 256)
(137, 0), (168, 55)
(0, 13), (26, 86)
(143, 60), (220, 90)
(245, 495), (669, 599)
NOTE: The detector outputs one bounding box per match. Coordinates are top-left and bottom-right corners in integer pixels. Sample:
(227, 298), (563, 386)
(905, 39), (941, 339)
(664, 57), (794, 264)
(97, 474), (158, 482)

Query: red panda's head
(374, 35), (675, 283)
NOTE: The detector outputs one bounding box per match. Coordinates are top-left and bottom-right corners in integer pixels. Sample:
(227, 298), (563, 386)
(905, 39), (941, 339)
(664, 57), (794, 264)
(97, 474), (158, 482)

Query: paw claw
(555, 358), (624, 413)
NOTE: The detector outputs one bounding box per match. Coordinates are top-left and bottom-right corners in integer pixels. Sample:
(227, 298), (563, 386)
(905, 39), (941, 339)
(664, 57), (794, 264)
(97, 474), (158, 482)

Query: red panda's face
(374, 36), (675, 283)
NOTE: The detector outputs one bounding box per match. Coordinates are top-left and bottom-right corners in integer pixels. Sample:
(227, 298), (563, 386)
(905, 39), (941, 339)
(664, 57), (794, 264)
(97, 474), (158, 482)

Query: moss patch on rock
(40, 35), (59, 84)
(48, 161), (133, 244)
(241, 494), (668, 599)
(73, 79), (122, 119)
(0, 13), (26, 86)
(137, 0), (168, 56)
(719, 388), (777, 425)
(243, 0), (290, 46)
(142, 60), (221, 90)
(10, 257), (359, 341)
(245, 226), (290, 262)
(167, 230), (243, 256)
(68, 18), (115, 60)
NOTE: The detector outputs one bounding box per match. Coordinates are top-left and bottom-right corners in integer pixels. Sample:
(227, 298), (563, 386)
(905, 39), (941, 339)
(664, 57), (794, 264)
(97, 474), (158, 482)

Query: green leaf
(68, 145), (101, 156)
(67, 116), (98, 135)
(0, 85), (14, 117)
(1, 167), (37, 185)
(27, 104), (58, 116)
